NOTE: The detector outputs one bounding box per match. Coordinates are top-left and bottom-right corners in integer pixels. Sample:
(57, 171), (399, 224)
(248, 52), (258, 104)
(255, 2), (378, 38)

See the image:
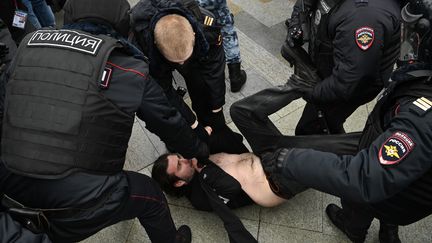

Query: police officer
(260, 1), (432, 242)
(0, 0), (208, 241)
(197, 0), (247, 92)
(130, 0), (243, 140)
(282, 0), (402, 135)
(0, 212), (51, 242)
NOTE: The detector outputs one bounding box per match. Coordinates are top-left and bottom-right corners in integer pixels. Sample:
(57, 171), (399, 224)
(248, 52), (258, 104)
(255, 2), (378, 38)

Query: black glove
(260, 148), (307, 199)
(205, 109), (226, 130)
(285, 16), (304, 48)
(286, 74), (316, 102)
(194, 123), (210, 144)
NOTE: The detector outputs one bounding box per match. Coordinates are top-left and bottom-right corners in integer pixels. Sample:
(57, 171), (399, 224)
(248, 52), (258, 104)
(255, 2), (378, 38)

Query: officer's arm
(310, 8), (388, 104)
(137, 76), (208, 159)
(279, 107), (432, 203)
(200, 33), (226, 111)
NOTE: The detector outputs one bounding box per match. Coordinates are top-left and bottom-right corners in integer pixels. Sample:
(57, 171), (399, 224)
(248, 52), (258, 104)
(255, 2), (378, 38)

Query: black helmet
(63, 0), (131, 36)
(400, 0), (432, 63)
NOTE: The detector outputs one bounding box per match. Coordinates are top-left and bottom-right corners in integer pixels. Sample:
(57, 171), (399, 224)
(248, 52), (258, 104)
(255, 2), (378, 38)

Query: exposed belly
(214, 153), (286, 207)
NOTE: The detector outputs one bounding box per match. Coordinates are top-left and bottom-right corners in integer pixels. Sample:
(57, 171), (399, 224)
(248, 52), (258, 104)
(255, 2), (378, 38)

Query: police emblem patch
(379, 131), (415, 165)
(355, 27), (374, 51)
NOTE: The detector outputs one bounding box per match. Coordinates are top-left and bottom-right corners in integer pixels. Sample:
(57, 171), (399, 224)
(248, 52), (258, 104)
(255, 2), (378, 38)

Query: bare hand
(204, 126), (213, 135)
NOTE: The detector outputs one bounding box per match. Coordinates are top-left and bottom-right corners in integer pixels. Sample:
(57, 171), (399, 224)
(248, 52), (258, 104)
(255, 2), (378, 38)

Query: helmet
(63, 0), (131, 36)
(399, 0), (432, 64)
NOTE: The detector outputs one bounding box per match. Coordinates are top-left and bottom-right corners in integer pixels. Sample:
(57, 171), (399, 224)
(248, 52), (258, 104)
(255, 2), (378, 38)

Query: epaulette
(410, 97), (432, 116)
(203, 15), (215, 26)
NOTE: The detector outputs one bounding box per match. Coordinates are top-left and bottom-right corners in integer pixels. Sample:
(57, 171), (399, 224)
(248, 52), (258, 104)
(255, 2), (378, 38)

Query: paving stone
(258, 222), (345, 243)
(260, 189), (322, 232)
(344, 104), (368, 133)
(231, 0), (294, 27)
(80, 220), (134, 243)
(237, 29), (293, 86)
(127, 205), (259, 242)
(273, 105), (304, 133)
(124, 123), (159, 171)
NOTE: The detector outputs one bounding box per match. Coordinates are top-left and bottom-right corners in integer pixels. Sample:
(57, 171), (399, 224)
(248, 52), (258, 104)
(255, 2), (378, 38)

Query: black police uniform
(266, 66), (432, 231)
(0, 26), (205, 242)
(131, 0), (227, 129)
(0, 212), (51, 242)
(290, 0), (401, 135)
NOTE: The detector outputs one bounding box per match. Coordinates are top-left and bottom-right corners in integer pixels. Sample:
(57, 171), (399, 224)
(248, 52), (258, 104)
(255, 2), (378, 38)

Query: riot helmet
(399, 0), (432, 64)
(63, 0), (131, 36)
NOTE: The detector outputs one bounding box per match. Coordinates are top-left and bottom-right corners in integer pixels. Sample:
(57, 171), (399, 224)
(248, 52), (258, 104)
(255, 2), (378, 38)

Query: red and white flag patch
(355, 27), (374, 51)
(378, 131), (415, 166)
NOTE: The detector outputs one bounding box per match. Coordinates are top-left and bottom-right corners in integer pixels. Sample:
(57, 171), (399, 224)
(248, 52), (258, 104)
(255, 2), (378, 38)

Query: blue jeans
(21, 0), (55, 29)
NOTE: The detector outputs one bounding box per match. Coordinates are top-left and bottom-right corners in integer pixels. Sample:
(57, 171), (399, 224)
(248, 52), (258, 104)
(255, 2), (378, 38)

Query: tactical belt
(1, 190), (115, 234)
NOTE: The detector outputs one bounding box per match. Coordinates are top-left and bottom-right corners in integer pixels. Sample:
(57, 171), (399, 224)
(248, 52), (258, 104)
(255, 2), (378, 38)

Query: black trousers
(295, 101), (361, 135)
(230, 84), (361, 156)
(176, 53), (226, 128)
(0, 165), (178, 243)
(46, 172), (177, 243)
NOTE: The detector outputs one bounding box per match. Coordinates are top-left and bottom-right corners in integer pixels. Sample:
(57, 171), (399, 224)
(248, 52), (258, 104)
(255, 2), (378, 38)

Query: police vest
(2, 29), (134, 179)
(359, 76), (432, 225)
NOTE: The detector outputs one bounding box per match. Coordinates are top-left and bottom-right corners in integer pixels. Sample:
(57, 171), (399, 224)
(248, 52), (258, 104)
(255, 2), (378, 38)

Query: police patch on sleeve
(27, 30), (103, 55)
(355, 27), (374, 51)
(378, 131), (415, 165)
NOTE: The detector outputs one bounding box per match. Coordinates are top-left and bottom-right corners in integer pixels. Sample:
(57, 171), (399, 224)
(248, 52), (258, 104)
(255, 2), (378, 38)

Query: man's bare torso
(209, 153), (285, 207)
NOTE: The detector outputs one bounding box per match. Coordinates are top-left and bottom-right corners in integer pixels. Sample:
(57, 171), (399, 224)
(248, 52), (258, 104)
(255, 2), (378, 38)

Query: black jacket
(297, 0), (401, 105)
(131, 0), (226, 116)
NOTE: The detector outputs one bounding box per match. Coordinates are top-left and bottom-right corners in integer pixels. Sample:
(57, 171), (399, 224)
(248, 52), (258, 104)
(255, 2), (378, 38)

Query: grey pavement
(80, 0), (432, 242)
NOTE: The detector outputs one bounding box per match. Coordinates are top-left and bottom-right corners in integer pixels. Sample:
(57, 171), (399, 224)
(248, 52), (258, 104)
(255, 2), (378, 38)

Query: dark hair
(152, 153), (189, 197)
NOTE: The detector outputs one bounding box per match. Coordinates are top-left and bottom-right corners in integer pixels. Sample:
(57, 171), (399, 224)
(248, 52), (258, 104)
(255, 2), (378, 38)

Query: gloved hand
(285, 16), (304, 48)
(260, 148), (307, 199)
(206, 109), (226, 130)
(286, 74), (316, 102)
(194, 123), (210, 144)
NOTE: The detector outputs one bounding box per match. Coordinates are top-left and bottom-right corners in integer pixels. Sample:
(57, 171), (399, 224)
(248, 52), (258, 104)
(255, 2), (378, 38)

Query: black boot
(326, 204), (366, 243)
(228, 63), (246, 92)
(379, 222), (401, 243)
(175, 225), (192, 243)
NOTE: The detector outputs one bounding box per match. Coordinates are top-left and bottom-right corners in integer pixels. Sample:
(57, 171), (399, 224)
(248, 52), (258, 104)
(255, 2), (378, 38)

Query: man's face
(166, 154), (196, 187)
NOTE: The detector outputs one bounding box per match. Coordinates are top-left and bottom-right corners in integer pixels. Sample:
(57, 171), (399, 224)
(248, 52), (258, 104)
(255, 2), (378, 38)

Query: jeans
(21, 0), (55, 29)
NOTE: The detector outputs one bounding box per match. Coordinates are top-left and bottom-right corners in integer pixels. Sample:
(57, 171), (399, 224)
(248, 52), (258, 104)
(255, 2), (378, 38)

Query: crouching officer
(0, 0), (209, 241)
(282, 0), (401, 135)
(261, 1), (432, 242)
(130, 0), (247, 153)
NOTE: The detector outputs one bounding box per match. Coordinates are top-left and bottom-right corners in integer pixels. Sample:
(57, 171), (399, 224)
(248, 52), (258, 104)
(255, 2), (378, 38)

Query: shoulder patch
(27, 30), (103, 55)
(203, 15), (214, 26)
(410, 97), (432, 116)
(378, 131), (415, 166)
(355, 27), (374, 51)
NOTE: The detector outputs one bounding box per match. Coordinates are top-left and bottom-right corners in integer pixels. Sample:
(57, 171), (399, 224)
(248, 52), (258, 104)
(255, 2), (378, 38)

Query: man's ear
(174, 180), (186, 187)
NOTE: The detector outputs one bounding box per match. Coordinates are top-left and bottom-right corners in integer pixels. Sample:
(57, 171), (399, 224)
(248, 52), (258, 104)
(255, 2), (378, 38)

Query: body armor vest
(359, 76), (432, 225)
(2, 29), (134, 179)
